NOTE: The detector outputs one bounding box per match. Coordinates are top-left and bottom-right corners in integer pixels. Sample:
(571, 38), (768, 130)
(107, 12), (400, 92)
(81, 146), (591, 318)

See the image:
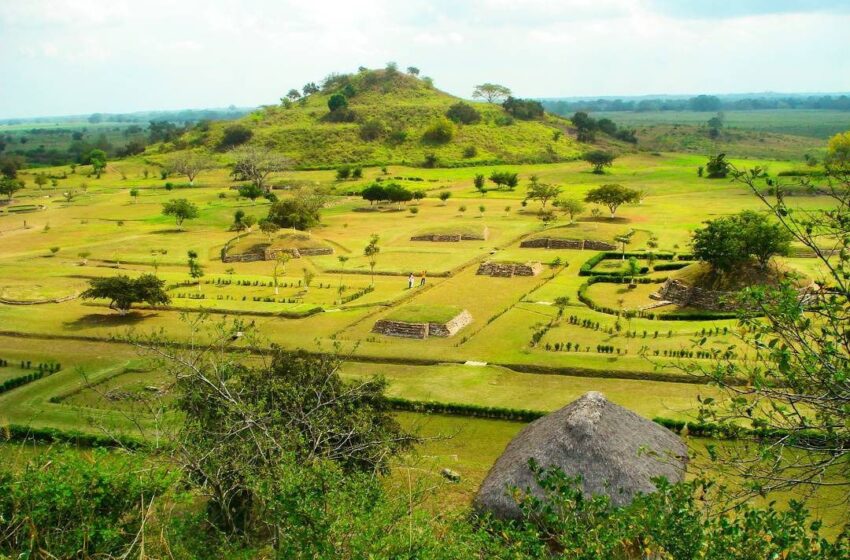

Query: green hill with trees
(170, 65), (584, 168)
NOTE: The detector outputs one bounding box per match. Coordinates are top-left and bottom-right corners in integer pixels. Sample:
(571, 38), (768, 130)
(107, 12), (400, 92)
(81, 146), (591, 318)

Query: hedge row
(387, 397), (545, 423)
(579, 251), (681, 276)
(0, 371), (48, 394)
(653, 261), (692, 272)
(652, 417), (848, 445)
(1, 424), (145, 449)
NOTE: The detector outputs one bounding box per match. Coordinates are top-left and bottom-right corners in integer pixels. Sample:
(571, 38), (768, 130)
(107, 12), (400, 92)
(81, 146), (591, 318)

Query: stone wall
(411, 227), (488, 242)
(520, 237), (616, 250)
(372, 309), (472, 339)
(477, 261), (542, 277)
(264, 246), (334, 260)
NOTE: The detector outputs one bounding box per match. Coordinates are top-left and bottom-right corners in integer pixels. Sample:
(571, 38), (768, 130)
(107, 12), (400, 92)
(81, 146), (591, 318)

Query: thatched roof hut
(473, 391), (688, 520)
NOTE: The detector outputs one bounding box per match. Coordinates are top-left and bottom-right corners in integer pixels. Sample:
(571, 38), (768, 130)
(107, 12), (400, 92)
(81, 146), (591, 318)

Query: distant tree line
(542, 94), (850, 115)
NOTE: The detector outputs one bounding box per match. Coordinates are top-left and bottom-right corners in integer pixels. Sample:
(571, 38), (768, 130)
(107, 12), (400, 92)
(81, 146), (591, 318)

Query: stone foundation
(222, 245), (333, 263)
(520, 237), (616, 250)
(411, 227), (488, 242)
(477, 261), (542, 277)
(655, 279), (736, 311)
(372, 309), (472, 339)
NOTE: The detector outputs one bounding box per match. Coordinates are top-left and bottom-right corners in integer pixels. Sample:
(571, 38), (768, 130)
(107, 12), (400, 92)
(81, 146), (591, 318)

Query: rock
(441, 468), (461, 482)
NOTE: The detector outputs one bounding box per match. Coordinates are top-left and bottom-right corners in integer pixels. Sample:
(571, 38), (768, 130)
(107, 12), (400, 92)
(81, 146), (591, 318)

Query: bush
(359, 119), (386, 141)
(446, 102), (481, 124)
(422, 117), (455, 143)
(218, 124), (253, 150)
(463, 145), (478, 158)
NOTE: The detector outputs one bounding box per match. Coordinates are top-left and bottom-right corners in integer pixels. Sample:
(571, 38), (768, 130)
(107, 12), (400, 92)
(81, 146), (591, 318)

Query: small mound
(411, 225), (488, 242)
(671, 261), (809, 292)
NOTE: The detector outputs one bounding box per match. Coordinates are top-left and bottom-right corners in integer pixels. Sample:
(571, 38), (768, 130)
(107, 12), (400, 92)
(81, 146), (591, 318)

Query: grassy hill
(176, 69), (585, 168)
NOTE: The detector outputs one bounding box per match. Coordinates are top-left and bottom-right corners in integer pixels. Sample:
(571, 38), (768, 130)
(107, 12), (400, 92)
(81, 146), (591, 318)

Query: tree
(406, 66), (420, 76)
(230, 145), (291, 193)
(472, 83), (512, 103)
(232, 209), (246, 231)
(364, 234), (380, 285)
(88, 149), (107, 178)
(328, 93), (348, 113)
(681, 163), (850, 504)
(446, 102), (481, 124)
(571, 111), (597, 142)
(34, 173), (48, 189)
(302, 82), (319, 96)
(705, 153), (731, 178)
(488, 170), (519, 190)
(129, 187), (139, 202)
(218, 124), (253, 150)
(553, 197), (585, 223)
(584, 184), (640, 218)
(168, 150), (215, 185)
(826, 130), (850, 168)
(161, 198), (199, 230)
(689, 94), (722, 111)
(502, 97), (544, 120)
(384, 184), (413, 208)
(422, 117), (454, 143)
(583, 150), (616, 174)
(473, 174), (486, 195)
(80, 273), (169, 314)
(259, 218), (280, 242)
(286, 88), (301, 101)
(266, 188), (328, 230)
(238, 183), (264, 204)
(361, 183), (387, 206)
(692, 210), (792, 272)
(272, 252), (290, 295)
(439, 191), (451, 205)
(526, 176), (561, 207)
(0, 177), (23, 200)
(187, 250), (204, 291)
(336, 255), (349, 293)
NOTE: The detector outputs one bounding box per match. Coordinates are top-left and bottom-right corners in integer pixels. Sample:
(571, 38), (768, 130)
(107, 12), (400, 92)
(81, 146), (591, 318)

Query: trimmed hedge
(1, 424), (145, 449)
(388, 397), (545, 422)
(653, 261), (692, 272)
(579, 251), (679, 277)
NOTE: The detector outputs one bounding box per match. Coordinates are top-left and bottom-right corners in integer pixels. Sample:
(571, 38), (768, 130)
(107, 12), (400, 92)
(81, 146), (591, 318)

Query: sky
(1, 0), (849, 119)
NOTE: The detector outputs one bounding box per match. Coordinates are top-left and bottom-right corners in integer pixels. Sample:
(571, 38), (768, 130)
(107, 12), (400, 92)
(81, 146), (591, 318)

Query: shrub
(446, 102), (481, 124)
(359, 119), (386, 141)
(463, 145), (478, 158)
(422, 117), (455, 143)
(218, 124), (253, 150)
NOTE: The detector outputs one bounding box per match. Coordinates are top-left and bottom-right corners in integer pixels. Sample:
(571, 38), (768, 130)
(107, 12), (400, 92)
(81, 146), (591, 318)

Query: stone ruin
(520, 237), (616, 251)
(653, 279), (738, 311)
(477, 261), (542, 277)
(411, 227), (489, 242)
(221, 237), (333, 263)
(372, 309), (473, 339)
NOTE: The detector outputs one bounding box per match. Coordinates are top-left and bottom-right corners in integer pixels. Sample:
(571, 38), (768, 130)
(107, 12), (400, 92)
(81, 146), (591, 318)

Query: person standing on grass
(408, 273), (414, 289)
(420, 270), (426, 287)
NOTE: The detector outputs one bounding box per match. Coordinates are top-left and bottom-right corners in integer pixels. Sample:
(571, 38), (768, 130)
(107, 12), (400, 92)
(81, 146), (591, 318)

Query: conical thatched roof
(473, 391), (688, 520)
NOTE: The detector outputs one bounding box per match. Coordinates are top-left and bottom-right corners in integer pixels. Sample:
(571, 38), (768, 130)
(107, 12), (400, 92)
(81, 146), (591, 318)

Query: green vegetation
(385, 304), (462, 324)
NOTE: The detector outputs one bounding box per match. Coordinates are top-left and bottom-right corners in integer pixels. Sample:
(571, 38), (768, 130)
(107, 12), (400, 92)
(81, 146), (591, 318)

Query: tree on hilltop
(472, 83), (512, 104)
(692, 210), (791, 272)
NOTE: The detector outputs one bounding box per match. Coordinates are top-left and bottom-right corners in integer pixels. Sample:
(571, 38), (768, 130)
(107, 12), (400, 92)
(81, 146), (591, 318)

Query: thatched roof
(473, 391), (688, 520)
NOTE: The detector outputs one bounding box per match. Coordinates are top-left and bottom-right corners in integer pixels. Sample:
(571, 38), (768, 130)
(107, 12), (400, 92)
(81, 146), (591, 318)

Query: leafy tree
(34, 173), (48, 189)
(302, 82), (319, 96)
(129, 187), (139, 202)
(0, 177), (23, 200)
(218, 124), (253, 150)
(583, 150), (616, 174)
(705, 153), (731, 178)
(232, 209), (246, 231)
(187, 250), (204, 291)
(364, 234), (380, 285)
(571, 111), (597, 142)
(692, 211), (791, 271)
(230, 145), (290, 193)
(584, 184), (639, 218)
(336, 165), (351, 180)
(526, 176), (561, 207)
(237, 183), (264, 203)
(167, 150), (215, 185)
(361, 183), (387, 205)
(826, 130), (850, 168)
(422, 117), (455, 143)
(259, 218), (280, 242)
(488, 170), (519, 190)
(596, 118), (617, 136)
(266, 188), (327, 230)
(384, 183), (414, 208)
(286, 88), (301, 101)
(406, 66), (420, 76)
(439, 190), (452, 204)
(0, 154), (24, 178)
(272, 251), (290, 294)
(553, 197), (585, 223)
(161, 198), (199, 229)
(80, 273), (169, 314)
(472, 83), (512, 103)
(502, 97), (544, 120)
(88, 148), (107, 178)
(328, 93), (348, 112)
(446, 102), (481, 124)
(474, 173), (486, 195)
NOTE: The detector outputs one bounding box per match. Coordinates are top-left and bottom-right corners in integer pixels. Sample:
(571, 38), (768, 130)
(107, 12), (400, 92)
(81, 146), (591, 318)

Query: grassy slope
(179, 70), (584, 168)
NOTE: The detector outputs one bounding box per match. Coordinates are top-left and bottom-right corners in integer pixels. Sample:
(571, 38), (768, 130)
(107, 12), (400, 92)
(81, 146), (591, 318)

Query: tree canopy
(230, 145), (291, 192)
(472, 83), (512, 103)
(692, 210), (792, 271)
(266, 188), (327, 230)
(584, 184), (639, 217)
(161, 198), (199, 229)
(583, 150), (616, 174)
(80, 273), (169, 314)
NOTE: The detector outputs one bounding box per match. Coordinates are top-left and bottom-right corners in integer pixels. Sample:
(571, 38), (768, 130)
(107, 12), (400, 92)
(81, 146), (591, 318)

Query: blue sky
(1, 0), (849, 118)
